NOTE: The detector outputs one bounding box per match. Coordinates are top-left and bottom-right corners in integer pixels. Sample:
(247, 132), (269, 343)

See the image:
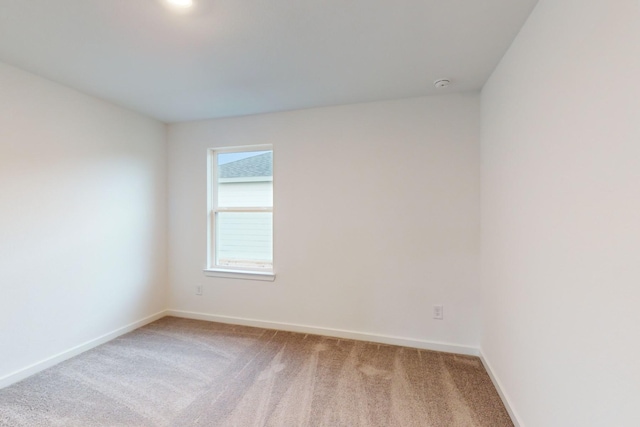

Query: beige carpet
(0, 317), (512, 426)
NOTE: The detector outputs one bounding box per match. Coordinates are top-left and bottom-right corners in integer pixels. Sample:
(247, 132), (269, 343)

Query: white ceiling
(0, 0), (538, 123)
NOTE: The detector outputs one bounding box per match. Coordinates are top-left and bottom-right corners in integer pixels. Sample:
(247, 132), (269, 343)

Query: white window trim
(203, 268), (275, 281)
(205, 145), (275, 281)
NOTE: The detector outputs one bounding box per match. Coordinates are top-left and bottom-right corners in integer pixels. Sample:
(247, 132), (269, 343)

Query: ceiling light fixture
(166, 0), (194, 8)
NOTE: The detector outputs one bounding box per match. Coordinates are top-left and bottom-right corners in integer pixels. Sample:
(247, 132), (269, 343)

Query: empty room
(1, 0), (638, 426)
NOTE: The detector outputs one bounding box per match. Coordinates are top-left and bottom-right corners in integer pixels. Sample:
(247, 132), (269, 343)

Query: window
(205, 146), (274, 281)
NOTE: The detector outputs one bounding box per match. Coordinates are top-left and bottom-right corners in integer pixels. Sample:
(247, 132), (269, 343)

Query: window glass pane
(217, 150), (272, 208)
(215, 212), (273, 269)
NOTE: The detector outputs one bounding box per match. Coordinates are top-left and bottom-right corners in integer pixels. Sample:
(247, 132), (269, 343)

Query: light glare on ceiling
(166, 0), (194, 8)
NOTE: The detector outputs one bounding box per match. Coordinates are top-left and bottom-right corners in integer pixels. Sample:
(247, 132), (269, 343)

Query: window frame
(204, 145), (275, 281)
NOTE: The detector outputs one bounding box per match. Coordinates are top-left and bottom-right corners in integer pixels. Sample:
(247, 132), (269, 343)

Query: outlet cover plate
(433, 304), (443, 320)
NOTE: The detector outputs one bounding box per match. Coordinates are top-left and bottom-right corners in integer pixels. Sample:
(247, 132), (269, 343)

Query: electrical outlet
(196, 285), (203, 296)
(433, 304), (443, 320)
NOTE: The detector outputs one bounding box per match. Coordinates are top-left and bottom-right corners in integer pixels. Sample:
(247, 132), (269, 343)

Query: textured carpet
(0, 317), (513, 426)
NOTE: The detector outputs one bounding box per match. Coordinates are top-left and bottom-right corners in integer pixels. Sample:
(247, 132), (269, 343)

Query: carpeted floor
(0, 317), (513, 426)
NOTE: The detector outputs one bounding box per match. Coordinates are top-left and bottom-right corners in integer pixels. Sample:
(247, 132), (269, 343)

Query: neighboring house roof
(220, 152), (272, 179)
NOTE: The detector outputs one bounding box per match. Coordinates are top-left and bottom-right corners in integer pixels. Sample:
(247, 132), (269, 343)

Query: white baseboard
(166, 309), (479, 356)
(0, 310), (167, 389)
(479, 350), (524, 427)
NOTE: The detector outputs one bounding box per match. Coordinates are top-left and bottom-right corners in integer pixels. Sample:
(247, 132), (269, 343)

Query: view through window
(209, 147), (273, 271)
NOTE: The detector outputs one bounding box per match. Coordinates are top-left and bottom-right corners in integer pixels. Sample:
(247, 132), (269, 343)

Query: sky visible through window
(218, 151), (269, 165)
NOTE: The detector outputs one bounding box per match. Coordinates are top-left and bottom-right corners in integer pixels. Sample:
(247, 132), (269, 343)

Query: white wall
(481, 1), (640, 426)
(168, 94), (481, 350)
(0, 62), (167, 382)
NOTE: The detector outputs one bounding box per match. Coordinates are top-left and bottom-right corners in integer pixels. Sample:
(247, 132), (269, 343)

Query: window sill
(203, 268), (276, 282)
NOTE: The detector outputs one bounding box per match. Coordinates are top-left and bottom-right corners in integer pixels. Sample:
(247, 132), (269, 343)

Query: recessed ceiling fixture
(166, 0), (194, 8)
(434, 79), (451, 89)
